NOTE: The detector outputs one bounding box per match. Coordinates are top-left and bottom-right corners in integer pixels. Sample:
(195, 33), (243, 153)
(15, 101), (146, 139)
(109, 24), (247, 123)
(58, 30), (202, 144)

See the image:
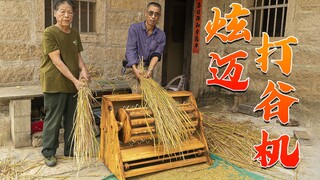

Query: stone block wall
(0, 0), (165, 147)
(0, 0), (165, 87)
(0, 0), (41, 87)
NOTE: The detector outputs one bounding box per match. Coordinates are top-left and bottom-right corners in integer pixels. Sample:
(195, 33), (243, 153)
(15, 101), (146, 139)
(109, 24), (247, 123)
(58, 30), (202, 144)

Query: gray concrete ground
(1, 102), (319, 179)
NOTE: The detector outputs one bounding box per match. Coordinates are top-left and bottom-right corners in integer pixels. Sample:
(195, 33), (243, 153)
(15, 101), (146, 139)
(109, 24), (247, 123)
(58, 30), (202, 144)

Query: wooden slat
(104, 91), (192, 102)
(179, 103), (196, 112)
(127, 106), (197, 119)
(121, 138), (205, 162)
(130, 117), (197, 127)
(131, 118), (155, 126)
(125, 150), (204, 168)
(129, 134), (157, 143)
(128, 128), (196, 143)
(100, 100), (126, 180)
(124, 156), (208, 178)
(128, 109), (153, 118)
(118, 108), (132, 143)
(131, 126), (156, 134)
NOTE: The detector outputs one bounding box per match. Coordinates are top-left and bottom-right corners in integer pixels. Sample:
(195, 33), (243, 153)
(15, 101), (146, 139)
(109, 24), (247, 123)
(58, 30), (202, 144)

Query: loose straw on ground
(137, 60), (194, 153)
(0, 155), (25, 179)
(0, 154), (42, 179)
(202, 112), (279, 177)
(72, 79), (99, 170)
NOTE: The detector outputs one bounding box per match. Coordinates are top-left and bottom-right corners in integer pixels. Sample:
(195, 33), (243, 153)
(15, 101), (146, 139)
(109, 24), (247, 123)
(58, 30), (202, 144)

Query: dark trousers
(41, 93), (77, 157)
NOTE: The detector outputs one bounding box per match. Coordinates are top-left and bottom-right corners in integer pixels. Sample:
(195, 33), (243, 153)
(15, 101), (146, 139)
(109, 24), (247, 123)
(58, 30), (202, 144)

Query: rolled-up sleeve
(125, 25), (139, 68)
(151, 32), (166, 61)
(155, 32), (166, 55)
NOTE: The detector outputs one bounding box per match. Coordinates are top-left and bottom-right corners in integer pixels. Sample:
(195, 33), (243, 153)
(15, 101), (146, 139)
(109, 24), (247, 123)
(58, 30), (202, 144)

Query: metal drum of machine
(99, 91), (212, 180)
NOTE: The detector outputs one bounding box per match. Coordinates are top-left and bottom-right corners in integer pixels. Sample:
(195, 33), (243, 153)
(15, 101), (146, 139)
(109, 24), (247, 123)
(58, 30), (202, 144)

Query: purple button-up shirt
(125, 21), (166, 67)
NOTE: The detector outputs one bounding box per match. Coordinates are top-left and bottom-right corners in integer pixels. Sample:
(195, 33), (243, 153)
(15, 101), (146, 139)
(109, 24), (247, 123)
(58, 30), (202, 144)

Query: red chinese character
(225, 3), (251, 42)
(253, 130), (300, 169)
(206, 50), (250, 91)
(205, 3), (251, 43)
(255, 33), (298, 76)
(254, 80), (299, 125)
(204, 7), (227, 43)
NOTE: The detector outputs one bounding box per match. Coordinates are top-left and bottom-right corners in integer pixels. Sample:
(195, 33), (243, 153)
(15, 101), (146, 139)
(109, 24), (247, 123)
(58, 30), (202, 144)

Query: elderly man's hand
(132, 65), (144, 80)
(73, 79), (85, 91)
(79, 68), (90, 81)
(144, 69), (152, 78)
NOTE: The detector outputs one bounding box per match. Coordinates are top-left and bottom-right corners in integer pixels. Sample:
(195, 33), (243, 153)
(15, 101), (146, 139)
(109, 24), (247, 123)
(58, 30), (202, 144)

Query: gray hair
(147, 2), (161, 11)
(53, 0), (76, 11)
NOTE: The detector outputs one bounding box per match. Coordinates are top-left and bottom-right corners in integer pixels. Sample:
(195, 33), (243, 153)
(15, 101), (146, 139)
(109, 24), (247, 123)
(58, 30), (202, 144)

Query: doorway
(162, 0), (194, 89)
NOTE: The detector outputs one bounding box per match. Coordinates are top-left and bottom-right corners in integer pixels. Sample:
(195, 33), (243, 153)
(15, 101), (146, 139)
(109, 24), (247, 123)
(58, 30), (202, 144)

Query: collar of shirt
(141, 21), (158, 36)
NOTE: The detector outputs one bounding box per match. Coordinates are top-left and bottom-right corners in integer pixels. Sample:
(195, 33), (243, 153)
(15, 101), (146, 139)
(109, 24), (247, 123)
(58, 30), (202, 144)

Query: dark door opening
(162, 0), (193, 89)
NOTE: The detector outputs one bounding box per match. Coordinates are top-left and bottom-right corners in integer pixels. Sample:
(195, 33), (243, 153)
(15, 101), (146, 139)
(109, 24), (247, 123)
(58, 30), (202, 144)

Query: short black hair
(53, 0), (75, 11)
(147, 2), (161, 11)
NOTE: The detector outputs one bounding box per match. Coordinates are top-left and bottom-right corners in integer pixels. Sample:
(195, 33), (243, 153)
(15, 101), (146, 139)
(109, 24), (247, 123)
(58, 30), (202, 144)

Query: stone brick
(0, 44), (41, 61)
(34, 0), (45, 33)
(293, 46), (320, 65)
(92, 0), (106, 32)
(111, 48), (126, 61)
(295, 12), (320, 35)
(10, 116), (31, 133)
(0, 1), (30, 19)
(109, 0), (147, 11)
(103, 60), (123, 78)
(297, 0), (320, 11)
(0, 65), (35, 84)
(107, 11), (141, 28)
(0, 21), (31, 41)
(9, 99), (31, 117)
(238, 103), (263, 117)
(106, 29), (128, 47)
(296, 31), (320, 47)
(12, 131), (31, 148)
(84, 46), (108, 63)
(80, 33), (98, 43)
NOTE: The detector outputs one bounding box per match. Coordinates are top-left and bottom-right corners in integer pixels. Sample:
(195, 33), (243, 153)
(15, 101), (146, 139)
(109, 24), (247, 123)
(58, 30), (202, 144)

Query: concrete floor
(0, 142), (112, 179)
(0, 104), (319, 179)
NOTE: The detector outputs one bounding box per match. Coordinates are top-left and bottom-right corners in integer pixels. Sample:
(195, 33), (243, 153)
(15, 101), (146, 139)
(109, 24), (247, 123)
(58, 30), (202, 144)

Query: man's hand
(144, 69), (152, 78)
(73, 79), (85, 91)
(132, 65), (144, 80)
(79, 68), (90, 81)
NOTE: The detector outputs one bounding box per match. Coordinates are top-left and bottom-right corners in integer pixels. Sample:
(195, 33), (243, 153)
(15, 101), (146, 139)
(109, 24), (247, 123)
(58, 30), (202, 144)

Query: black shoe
(44, 156), (57, 167)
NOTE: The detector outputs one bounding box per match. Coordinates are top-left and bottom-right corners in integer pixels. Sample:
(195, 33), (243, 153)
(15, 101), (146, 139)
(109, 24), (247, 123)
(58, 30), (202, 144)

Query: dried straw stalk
(138, 61), (194, 153)
(72, 80), (99, 170)
(0, 155), (41, 179)
(203, 112), (277, 176)
(0, 156), (23, 179)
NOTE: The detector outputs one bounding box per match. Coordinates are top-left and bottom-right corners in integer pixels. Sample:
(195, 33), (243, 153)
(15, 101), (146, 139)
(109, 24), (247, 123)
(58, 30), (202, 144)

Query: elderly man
(125, 2), (166, 92)
(40, 0), (89, 167)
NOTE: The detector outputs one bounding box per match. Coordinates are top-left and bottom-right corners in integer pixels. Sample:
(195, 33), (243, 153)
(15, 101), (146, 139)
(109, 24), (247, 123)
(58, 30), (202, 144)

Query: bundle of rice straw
(138, 61), (194, 153)
(202, 112), (277, 176)
(72, 79), (99, 170)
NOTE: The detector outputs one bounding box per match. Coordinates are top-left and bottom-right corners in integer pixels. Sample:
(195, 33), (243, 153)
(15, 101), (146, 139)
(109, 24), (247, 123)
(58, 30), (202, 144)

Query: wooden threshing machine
(100, 91), (212, 179)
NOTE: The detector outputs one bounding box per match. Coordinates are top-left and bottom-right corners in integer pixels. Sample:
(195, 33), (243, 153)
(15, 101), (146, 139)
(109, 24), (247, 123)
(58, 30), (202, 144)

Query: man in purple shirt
(125, 2), (166, 92)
